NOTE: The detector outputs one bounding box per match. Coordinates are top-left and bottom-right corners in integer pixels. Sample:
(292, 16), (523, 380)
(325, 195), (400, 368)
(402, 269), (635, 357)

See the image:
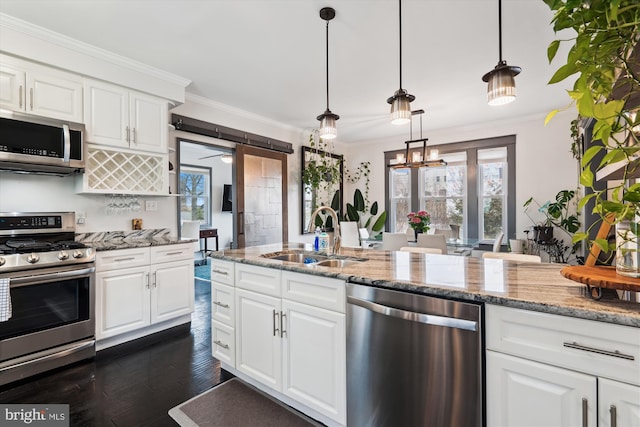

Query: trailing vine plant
(543, 0), (640, 256)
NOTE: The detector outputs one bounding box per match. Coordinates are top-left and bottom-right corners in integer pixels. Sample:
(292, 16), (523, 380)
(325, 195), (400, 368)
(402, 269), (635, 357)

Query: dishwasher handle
(347, 295), (478, 332)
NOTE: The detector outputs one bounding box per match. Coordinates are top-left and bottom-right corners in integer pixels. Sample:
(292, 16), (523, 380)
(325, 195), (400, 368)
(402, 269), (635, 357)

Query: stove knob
(73, 250), (84, 259)
(0, 257), (5, 267)
(27, 253), (40, 264)
(58, 251), (69, 260)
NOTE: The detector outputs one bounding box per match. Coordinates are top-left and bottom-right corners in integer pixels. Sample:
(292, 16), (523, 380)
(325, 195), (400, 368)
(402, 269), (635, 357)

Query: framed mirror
(301, 145), (343, 234)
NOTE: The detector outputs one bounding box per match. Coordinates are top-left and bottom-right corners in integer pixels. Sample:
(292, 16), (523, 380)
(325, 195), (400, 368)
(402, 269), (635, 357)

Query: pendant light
(389, 110), (446, 169)
(482, 0), (521, 106)
(317, 7), (339, 140)
(387, 0), (415, 125)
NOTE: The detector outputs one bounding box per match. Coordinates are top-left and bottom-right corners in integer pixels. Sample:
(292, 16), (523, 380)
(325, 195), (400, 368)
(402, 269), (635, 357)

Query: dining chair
(400, 246), (442, 254)
(382, 232), (408, 251)
(434, 228), (452, 240)
(482, 252), (542, 263)
(417, 234), (448, 254)
(340, 221), (361, 248)
(492, 232), (505, 252)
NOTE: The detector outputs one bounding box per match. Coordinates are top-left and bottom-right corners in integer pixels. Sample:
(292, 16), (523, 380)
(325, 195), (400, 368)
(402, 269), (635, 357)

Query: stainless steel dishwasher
(347, 283), (483, 427)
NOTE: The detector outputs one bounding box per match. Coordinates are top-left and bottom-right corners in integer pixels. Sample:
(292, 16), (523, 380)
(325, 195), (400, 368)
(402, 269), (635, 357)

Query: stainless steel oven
(0, 212), (95, 387)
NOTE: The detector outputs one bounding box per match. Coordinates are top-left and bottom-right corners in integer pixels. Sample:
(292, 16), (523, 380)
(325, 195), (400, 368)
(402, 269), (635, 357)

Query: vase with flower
(407, 210), (431, 241)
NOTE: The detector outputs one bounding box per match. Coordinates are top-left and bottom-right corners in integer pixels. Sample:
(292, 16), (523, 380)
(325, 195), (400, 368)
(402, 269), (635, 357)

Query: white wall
(342, 110), (578, 243)
(172, 94), (347, 245)
(0, 173), (176, 232)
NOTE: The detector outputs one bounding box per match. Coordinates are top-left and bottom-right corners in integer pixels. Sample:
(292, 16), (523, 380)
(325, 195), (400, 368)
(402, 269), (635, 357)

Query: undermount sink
(266, 253), (328, 264)
(261, 250), (366, 267)
(315, 259), (359, 268)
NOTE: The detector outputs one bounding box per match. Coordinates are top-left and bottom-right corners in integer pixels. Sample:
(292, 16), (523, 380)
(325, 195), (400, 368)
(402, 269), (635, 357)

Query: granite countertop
(77, 228), (197, 251)
(208, 242), (640, 328)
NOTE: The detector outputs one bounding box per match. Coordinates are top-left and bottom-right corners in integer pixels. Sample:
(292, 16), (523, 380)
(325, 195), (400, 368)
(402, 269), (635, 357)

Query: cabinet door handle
(280, 311), (286, 338)
(213, 301), (230, 309)
(152, 272), (157, 288)
(213, 340), (229, 350)
(145, 272), (150, 289)
(582, 398), (588, 427)
(610, 404), (617, 427)
(563, 342), (635, 360)
(212, 269), (228, 275)
(19, 85), (23, 108)
(132, 128), (136, 144)
(273, 309), (279, 336)
(126, 126), (130, 142)
(29, 87), (33, 110)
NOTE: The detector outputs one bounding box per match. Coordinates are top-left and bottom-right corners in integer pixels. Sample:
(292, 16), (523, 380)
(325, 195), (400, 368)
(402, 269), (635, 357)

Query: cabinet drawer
(150, 243), (193, 263)
(212, 283), (235, 326)
(235, 263), (281, 297)
(212, 320), (235, 368)
(486, 305), (640, 386)
(282, 271), (345, 313)
(96, 247), (150, 271)
(210, 259), (235, 286)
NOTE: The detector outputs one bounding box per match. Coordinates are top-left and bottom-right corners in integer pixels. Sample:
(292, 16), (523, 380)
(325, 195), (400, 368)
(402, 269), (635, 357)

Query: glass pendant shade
(318, 111), (338, 140)
(220, 154), (233, 164)
(486, 66), (517, 106)
(388, 89), (415, 125)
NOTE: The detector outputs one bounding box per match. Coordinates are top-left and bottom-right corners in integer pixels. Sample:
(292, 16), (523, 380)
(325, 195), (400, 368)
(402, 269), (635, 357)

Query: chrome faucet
(307, 206), (341, 255)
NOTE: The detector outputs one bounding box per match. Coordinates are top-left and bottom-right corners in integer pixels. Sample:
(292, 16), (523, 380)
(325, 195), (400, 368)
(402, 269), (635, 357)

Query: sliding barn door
(236, 145), (288, 248)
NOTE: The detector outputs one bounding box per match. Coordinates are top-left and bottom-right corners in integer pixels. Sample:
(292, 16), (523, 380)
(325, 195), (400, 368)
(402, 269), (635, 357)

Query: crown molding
(0, 13), (190, 100)
(185, 92), (303, 135)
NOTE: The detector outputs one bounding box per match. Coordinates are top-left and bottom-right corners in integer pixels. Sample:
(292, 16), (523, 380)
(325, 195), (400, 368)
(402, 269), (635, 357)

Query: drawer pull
(582, 398), (588, 427)
(164, 251), (182, 256)
(213, 340), (229, 350)
(610, 405), (617, 427)
(114, 257), (136, 262)
(563, 342), (635, 360)
(213, 301), (230, 309)
(212, 269), (228, 275)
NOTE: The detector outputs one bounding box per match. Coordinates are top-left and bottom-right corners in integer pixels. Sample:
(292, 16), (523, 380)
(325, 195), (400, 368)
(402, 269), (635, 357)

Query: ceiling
(0, 0), (575, 144)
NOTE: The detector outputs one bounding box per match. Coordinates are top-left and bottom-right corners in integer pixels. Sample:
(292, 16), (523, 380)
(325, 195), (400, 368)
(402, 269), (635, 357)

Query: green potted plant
(524, 189), (581, 262)
(543, 0), (639, 276)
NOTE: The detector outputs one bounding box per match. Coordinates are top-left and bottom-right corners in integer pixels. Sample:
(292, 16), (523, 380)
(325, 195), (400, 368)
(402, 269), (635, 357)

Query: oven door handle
(10, 267), (96, 287)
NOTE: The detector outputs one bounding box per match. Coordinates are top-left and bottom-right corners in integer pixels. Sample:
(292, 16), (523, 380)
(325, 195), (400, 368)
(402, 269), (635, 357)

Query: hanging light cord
(498, 0), (503, 62)
(398, 0), (403, 90)
(325, 19), (330, 111)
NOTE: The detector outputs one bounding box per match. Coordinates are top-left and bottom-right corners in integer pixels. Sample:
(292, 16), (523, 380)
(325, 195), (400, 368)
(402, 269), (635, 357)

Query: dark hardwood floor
(0, 276), (222, 427)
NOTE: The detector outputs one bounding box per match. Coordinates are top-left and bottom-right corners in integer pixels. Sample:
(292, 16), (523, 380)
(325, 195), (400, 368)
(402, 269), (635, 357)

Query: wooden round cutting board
(560, 265), (640, 292)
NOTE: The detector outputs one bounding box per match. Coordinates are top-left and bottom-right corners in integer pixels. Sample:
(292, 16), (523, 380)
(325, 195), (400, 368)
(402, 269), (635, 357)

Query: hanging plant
(302, 131), (342, 196)
(543, 0), (640, 267)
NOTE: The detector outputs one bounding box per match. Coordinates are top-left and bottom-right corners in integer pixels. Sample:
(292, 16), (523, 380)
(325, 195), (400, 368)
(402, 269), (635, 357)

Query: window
(180, 165), (211, 224)
(389, 168), (412, 232)
(478, 148), (507, 240)
(384, 136), (515, 242)
(419, 152), (467, 238)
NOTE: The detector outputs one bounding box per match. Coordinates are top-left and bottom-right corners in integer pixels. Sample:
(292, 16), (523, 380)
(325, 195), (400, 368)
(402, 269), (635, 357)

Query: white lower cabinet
(221, 263), (346, 426)
(486, 304), (640, 427)
(487, 351), (597, 426)
(95, 244), (194, 346)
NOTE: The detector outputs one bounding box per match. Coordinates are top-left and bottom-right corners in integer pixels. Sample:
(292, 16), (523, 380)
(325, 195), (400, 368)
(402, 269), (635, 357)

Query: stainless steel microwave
(0, 110), (85, 175)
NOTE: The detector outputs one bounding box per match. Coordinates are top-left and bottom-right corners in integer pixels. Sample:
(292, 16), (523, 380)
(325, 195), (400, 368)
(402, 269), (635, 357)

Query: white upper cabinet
(84, 79), (167, 154)
(0, 55), (83, 122)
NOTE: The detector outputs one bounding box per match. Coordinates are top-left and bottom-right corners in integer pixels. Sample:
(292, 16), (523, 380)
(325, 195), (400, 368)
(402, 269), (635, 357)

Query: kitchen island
(208, 242), (640, 427)
(210, 242), (640, 327)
